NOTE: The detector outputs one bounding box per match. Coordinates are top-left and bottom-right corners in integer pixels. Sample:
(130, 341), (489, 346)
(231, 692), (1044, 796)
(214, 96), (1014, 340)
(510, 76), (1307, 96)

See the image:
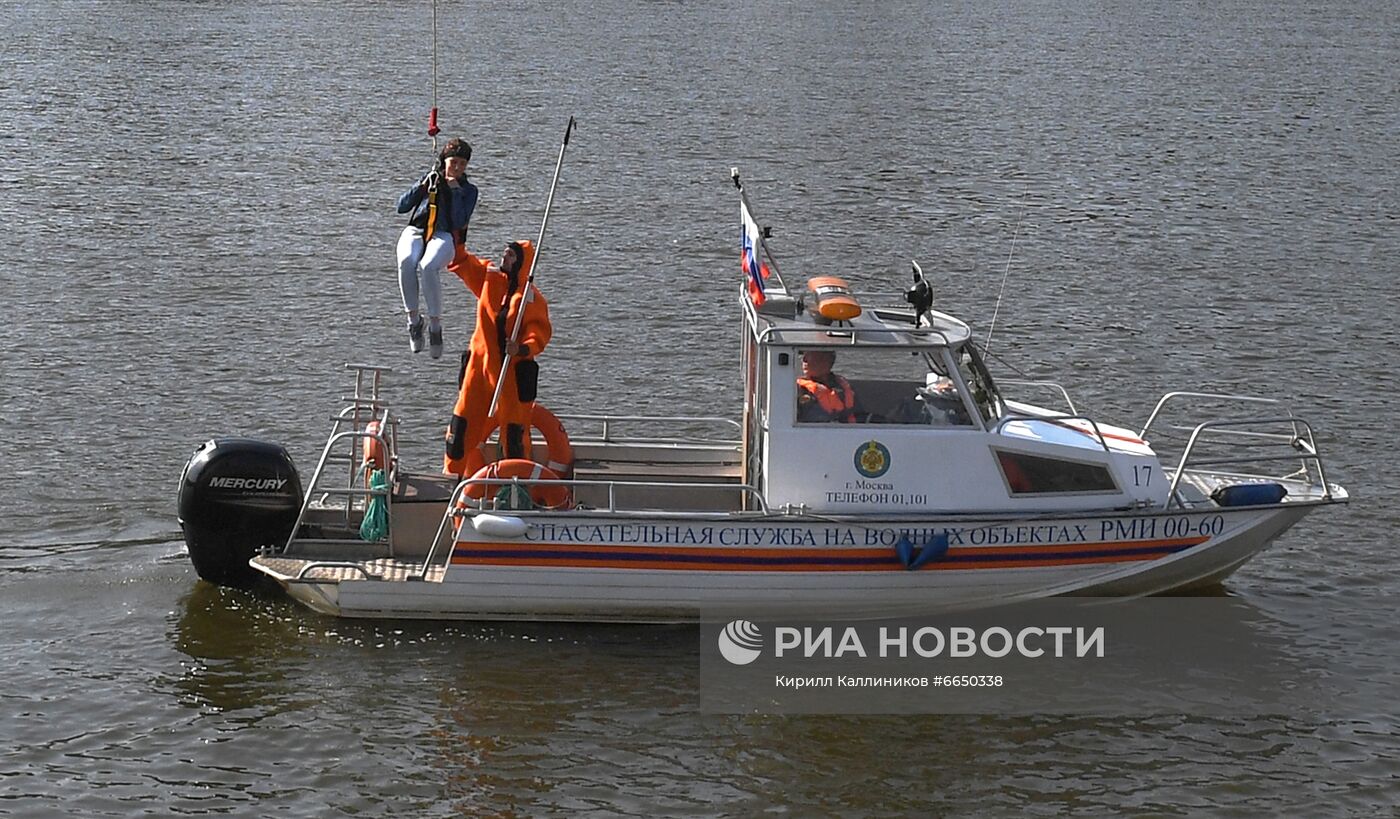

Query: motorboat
(176, 174), (1346, 621)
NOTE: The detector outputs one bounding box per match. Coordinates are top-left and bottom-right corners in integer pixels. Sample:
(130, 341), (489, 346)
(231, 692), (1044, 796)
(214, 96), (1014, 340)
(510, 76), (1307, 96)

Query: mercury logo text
(210, 477), (289, 491)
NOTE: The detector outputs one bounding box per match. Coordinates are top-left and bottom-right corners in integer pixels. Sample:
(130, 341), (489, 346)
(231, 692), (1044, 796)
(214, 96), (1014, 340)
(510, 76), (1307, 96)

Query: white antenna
(984, 189), (1027, 354)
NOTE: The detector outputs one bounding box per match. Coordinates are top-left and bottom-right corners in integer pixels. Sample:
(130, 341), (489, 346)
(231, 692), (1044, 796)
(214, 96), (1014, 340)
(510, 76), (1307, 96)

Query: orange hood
(507, 240), (535, 280)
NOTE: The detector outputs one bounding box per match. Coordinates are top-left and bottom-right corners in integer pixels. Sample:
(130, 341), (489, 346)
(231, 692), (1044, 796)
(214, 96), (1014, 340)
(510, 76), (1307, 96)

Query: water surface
(1, 0), (1397, 814)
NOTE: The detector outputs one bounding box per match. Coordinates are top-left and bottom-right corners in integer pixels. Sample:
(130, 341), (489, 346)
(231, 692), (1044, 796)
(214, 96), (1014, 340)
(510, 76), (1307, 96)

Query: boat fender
(806, 276), (862, 322)
(895, 535), (914, 567)
(896, 533), (951, 570)
(471, 513), (530, 538)
(1211, 482), (1288, 507)
(909, 533), (951, 569)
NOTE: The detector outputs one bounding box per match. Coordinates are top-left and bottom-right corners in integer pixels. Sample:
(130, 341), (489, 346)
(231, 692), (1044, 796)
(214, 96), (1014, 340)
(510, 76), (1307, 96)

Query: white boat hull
(268, 502), (1321, 621)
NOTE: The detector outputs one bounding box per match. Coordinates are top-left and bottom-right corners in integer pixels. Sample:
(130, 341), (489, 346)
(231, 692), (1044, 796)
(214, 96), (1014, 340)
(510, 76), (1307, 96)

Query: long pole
(487, 116), (576, 417)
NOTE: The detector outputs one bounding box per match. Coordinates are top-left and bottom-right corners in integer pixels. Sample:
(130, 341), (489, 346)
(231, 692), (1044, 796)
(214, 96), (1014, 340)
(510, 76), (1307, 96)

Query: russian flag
(740, 200), (768, 306)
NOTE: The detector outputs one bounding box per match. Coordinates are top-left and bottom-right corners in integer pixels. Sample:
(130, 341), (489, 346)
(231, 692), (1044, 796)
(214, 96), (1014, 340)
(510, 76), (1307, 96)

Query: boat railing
(331, 364), (399, 486)
(754, 323), (959, 348)
(328, 406), (399, 483)
(998, 381), (1079, 416)
(1139, 391), (1286, 441)
(292, 561), (374, 581)
(417, 476), (770, 579)
(555, 413), (742, 446)
(278, 365), (398, 554)
(1164, 416), (1335, 508)
(1136, 391), (1332, 505)
(991, 413), (1113, 452)
(282, 427), (395, 554)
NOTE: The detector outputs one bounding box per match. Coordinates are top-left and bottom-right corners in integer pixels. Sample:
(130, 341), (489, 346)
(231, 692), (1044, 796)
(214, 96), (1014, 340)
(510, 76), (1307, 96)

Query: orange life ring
(528, 404), (575, 479)
(469, 403), (575, 479)
(464, 458), (572, 509)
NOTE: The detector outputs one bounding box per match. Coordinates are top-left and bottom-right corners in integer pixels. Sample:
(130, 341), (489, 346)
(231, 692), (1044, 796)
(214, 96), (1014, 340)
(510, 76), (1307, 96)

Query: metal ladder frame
(276, 365), (399, 562)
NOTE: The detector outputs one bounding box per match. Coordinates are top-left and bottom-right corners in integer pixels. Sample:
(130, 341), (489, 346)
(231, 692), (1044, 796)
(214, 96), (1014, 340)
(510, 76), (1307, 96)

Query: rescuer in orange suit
(444, 240), (553, 477)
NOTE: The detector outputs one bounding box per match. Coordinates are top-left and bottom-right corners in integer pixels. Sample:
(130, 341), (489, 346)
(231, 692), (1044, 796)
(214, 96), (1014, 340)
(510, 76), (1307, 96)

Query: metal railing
(278, 365), (397, 555)
(1139, 391), (1285, 441)
(556, 413), (742, 446)
(1163, 416), (1333, 509)
(998, 380), (1079, 416)
(416, 475), (770, 579)
(281, 428), (394, 554)
(754, 323), (960, 349)
(293, 561), (374, 581)
(1133, 391), (1335, 508)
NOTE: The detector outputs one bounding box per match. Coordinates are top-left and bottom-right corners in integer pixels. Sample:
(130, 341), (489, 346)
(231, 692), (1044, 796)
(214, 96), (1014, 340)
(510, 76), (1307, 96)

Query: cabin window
(995, 450), (1118, 495)
(791, 348), (976, 427)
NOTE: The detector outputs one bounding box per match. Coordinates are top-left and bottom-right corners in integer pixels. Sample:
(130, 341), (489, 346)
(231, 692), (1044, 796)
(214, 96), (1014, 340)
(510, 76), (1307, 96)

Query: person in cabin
(920, 374), (973, 426)
(796, 349), (858, 423)
(443, 240), (552, 477)
(395, 138), (479, 359)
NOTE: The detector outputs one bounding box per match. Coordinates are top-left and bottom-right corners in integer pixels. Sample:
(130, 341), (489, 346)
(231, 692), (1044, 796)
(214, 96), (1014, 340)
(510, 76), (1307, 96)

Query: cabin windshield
(792, 347), (976, 426)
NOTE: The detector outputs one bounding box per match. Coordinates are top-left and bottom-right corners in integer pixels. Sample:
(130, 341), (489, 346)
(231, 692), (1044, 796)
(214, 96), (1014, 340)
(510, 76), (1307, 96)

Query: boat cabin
(740, 284), (1168, 515)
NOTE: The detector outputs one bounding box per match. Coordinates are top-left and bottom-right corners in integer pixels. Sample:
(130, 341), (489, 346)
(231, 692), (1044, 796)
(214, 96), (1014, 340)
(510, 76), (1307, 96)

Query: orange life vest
(796, 375), (855, 423)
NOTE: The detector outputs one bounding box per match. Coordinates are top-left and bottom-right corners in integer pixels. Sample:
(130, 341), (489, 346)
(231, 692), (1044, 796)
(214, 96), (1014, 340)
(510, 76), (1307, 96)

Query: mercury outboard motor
(177, 438), (303, 587)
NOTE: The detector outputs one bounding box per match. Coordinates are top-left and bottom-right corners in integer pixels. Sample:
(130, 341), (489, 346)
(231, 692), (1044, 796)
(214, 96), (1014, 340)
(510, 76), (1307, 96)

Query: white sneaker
(407, 317), (425, 354)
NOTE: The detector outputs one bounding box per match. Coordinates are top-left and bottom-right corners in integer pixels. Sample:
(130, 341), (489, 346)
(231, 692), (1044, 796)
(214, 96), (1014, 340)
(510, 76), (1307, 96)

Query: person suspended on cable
(443, 240), (553, 478)
(395, 137), (479, 359)
(796, 349), (858, 423)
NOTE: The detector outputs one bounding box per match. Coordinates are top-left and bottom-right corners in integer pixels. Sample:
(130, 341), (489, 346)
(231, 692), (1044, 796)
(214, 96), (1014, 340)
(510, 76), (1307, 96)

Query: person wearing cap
(443, 240), (553, 477)
(395, 137), (479, 359)
(796, 349), (857, 423)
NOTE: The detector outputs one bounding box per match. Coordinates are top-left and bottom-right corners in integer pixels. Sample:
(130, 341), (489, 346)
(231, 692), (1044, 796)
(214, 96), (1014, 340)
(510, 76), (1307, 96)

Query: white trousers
(396, 226), (455, 320)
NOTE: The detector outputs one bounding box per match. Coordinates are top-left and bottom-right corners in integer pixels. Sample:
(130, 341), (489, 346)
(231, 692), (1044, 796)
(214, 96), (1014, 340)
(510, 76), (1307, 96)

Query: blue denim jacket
(397, 174), (479, 238)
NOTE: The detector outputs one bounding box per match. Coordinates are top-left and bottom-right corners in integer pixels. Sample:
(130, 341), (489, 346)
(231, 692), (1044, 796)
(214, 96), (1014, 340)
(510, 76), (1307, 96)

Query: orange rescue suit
(443, 240), (553, 476)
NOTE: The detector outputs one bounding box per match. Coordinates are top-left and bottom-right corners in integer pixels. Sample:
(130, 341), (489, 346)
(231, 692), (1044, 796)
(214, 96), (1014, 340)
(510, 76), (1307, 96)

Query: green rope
(359, 469), (389, 542)
(495, 483), (534, 511)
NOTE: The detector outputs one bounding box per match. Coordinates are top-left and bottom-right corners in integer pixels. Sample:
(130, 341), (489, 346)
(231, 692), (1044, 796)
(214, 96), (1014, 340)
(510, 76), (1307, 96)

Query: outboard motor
(177, 438), (303, 587)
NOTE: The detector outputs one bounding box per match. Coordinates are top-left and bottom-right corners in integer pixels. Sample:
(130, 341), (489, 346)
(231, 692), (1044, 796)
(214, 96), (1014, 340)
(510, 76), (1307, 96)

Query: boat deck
(252, 555), (445, 583)
(1173, 468), (1333, 507)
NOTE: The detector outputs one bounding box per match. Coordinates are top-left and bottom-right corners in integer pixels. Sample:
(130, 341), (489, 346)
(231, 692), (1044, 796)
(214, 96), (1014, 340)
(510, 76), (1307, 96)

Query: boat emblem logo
(854, 440), (891, 479)
(718, 620), (763, 665)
